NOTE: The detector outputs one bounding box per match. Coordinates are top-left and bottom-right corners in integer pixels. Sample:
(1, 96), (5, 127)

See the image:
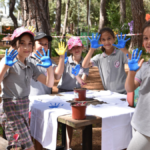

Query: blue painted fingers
(88, 33), (103, 49)
(113, 33), (130, 49)
(5, 49), (18, 67)
(34, 48), (52, 68)
(126, 48), (142, 71)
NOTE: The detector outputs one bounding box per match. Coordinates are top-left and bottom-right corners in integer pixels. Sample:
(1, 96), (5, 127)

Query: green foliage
(0, 126), (2, 136)
(0, 35), (5, 40)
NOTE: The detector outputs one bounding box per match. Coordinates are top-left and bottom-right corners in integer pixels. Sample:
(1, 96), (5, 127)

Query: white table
(29, 90), (135, 150)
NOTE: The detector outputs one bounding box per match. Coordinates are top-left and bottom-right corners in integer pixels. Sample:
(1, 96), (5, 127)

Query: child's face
(17, 34), (33, 58)
(100, 32), (115, 51)
(70, 45), (83, 57)
(143, 27), (150, 53)
(34, 37), (49, 55)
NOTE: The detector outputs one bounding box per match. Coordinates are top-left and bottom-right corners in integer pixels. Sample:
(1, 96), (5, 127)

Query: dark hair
(11, 33), (34, 49)
(142, 20), (150, 34)
(98, 27), (115, 52)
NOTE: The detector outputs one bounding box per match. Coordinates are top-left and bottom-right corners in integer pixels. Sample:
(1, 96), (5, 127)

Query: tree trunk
(129, 0), (145, 50)
(87, 0), (89, 25)
(120, 0), (126, 24)
(62, 0), (70, 36)
(20, 0), (51, 35)
(55, 0), (61, 35)
(98, 0), (106, 32)
(9, 0), (18, 29)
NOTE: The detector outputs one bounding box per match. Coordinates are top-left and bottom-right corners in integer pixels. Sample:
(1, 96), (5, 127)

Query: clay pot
(71, 106), (86, 120)
(127, 92), (134, 107)
(74, 88), (86, 101)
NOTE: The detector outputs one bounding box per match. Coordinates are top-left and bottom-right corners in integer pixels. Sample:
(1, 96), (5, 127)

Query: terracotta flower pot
(127, 92), (134, 107)
(74, 88), (86, 101)
(71, 106), (86, 120)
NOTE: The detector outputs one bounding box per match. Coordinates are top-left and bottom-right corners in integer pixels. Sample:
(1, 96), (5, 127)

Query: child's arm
(82, 48), (95, 68)
(82, 33), (103, 68)
(37, 66), (54, 88)
(125, 49), (144, 92)
(35, 48), (54, 87)
(54, 54), (65, 80)
(54, 42), (67, 80)
(75, 74), (87, 86)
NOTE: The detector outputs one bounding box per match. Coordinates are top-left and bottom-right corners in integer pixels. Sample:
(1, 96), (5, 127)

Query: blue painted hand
(34, 48), (52, 68)
(5, 49), (18, 67)
(64, 52), (68, 64)
(113, 33), (130, 49)
(126, 48), (142, 71)
(88, 33), (103, 49)
(72, 64), (80, 76)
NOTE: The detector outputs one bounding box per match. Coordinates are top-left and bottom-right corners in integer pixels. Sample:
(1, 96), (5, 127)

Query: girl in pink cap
(57, 36), (89, 150)
(0, 26), (54, 150)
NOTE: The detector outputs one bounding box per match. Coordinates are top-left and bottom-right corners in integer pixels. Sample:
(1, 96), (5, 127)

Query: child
(57, 37), (89, 150)
(57, 37), (89, 92)
(0, 27), (54, 150)
(82, 27), (131, 94)
(30, 32), (66, 96)
(125, 21), (150, 150)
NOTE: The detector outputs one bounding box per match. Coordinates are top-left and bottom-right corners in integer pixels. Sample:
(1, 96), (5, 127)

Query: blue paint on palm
(49, 103), (64, 108)
(34, 48), (52, 68)
(64, 52), (68, 64)
(72, 64), (80, 76)
(5, 49), (18, 67)
(113, 33), (130, 49)
(88, 33), (103, 49)
(127, 48), (142, 71)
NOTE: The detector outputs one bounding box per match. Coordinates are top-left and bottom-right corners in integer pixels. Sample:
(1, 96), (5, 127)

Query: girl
(57, 37), (89, 150)
(0, 26), (54, 150)
(82, 27), (131, 94)
(125, 21), (150, 150)
(57, 37), (89, 92)
(30, 32), (66, 96)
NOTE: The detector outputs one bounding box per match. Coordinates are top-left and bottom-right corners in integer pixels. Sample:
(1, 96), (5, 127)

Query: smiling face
(17, 34), (33, 61)
(70, 45), (83, 57)
(34, 37), (49, 55)
(100, 31), (115, 52)
(143, 27), (150, 53)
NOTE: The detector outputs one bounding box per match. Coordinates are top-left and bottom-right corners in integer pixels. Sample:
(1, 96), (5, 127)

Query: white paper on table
(30, 95), (71, 150)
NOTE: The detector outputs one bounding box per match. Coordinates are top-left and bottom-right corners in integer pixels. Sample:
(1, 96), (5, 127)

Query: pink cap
(67, 37), (83, 50)
(11, 26), (34, 40)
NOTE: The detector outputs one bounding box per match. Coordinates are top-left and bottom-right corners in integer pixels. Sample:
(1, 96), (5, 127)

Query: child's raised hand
(113, 33), (130, 49)
(34, 48), (52, 68)
(5, 49), (18, 67)
(88, 33), (103, 49)
(72, 64), (80, 76)
(64, 52), (68, 64)
(55, 42), (68, 55)
(126, 48), (142, 71)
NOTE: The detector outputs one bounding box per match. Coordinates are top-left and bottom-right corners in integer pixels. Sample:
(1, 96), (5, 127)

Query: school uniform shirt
(91, 49), (127, 94)
(0, 57), (41, 99)
(131, 60), (150, 137)
(29, 54), (57, 96)
(57, 55), (89, 91)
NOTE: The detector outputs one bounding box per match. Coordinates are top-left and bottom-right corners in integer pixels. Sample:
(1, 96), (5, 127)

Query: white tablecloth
(29, 91), (135, 150)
